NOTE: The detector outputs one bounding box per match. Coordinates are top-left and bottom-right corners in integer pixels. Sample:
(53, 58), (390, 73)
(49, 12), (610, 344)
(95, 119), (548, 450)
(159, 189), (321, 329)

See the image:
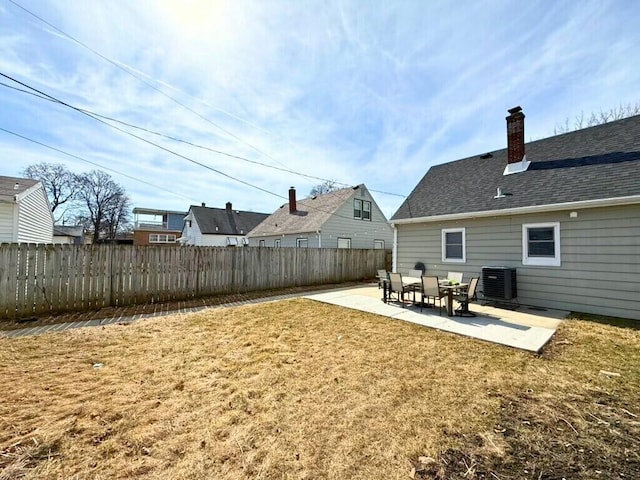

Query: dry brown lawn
(1, 298), (638, 479)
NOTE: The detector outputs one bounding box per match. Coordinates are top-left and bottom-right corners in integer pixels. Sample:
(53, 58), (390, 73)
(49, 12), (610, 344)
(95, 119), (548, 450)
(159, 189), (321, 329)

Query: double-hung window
(354, 199), (362, 219)
(442, 228), (466, 263)
(353, 199), (371, 220)
(522, 222), (561, 266)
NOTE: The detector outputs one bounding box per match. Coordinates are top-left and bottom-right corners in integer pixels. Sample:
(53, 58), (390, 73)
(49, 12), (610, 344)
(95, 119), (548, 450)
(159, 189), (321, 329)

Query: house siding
(394, 204), (640, 320)
(250, 233), (320, 248)
(17, 187), (53, 243)
(0, 203), (17, 242)
(321, 187), (393, 249)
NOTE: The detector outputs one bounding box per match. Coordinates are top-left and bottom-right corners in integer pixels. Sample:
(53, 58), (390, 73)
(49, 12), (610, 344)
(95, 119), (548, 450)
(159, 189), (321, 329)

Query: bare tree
(554, 101), (640, 135)
(309, 180), (340, 196)
(22, 162), (78, 221)
(75, 170), (131, 243)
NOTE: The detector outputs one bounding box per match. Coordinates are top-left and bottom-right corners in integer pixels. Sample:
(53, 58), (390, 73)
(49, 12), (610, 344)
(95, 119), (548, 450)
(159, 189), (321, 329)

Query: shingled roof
(189, 205), (269, 235)
(391, 114), (640, 221)
(0, 176), (39, 201)
(248, 185), (359, 236)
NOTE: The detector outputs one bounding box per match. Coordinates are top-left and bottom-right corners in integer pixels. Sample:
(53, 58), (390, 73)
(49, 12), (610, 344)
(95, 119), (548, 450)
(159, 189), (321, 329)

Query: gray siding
(249, 233), (320, 248)
(321, 186), (393, 249)
(395, 204), (640, 320)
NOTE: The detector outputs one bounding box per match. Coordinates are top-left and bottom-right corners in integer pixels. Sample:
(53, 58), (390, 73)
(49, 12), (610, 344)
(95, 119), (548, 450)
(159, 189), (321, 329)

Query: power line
(0, 127), (194, 202)
(2, 73), (393, 224)
(6, 0), (405, 199)
(1, 78), (405, 198)
(6, 0), (295, 173)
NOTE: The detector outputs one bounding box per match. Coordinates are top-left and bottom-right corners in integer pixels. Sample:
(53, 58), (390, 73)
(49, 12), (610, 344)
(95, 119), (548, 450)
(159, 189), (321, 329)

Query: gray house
(0, 176), (53, 244)
(248, 184), (393, 249)
(391, 108), (640, 321)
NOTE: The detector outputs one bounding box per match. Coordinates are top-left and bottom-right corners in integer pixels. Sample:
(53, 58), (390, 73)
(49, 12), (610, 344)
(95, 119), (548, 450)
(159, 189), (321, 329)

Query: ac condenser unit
(481, 266), (517, 300)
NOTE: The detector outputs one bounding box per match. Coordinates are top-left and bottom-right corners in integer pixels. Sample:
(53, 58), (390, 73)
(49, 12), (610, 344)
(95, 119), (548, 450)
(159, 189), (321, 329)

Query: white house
(181, 202), (269, 246)
(0, 176), (53, 244)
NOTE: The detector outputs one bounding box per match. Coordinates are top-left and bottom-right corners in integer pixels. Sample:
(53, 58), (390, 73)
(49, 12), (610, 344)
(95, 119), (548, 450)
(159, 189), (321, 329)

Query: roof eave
(391, 195), (640, 225)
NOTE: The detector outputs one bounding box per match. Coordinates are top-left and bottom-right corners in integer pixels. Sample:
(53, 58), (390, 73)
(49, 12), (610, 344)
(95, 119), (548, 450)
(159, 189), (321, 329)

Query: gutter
(391, 195), (640, 225)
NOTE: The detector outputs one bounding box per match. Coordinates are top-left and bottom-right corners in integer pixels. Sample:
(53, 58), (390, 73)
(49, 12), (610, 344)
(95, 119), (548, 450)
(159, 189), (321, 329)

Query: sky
(1, 0), (639, 222)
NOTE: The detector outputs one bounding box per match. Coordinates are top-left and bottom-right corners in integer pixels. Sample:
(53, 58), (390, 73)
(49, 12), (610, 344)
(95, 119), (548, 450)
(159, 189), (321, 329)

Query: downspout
(317, 230), (321, 248)
(392, 223), (397, 273)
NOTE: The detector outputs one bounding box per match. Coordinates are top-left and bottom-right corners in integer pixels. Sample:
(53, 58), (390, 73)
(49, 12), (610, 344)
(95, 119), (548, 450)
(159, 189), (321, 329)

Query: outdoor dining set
(378, 269), (479, 317)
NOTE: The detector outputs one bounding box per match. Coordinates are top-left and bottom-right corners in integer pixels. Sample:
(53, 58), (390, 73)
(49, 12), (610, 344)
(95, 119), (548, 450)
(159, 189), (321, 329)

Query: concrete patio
(304, 284), (566, 353)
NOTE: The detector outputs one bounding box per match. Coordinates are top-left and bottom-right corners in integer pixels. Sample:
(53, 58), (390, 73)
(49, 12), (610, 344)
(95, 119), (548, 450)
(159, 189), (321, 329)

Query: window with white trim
(337, 237), (351, 249)
(274, 239), (281, 247)
(442, 228), (466, 263)
(522, 222), (561, 266)
(226, 237), (238, 246)
(259, 240), (265, 247)
(362, 201), (371, 220)
(353, 199), (371, 220)
(373, 239), (385, 249)
(296, 238), (308, 248)
(149, 234), (177, 243)
(354, 199), (362, 219)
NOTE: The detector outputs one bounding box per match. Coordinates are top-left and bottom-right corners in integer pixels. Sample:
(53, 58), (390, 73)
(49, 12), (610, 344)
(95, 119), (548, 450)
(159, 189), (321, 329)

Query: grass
(0, 298), (638, 479)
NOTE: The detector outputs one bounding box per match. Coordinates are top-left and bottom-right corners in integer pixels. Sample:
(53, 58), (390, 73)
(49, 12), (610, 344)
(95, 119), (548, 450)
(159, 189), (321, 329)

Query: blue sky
(1, 0), (639, 220)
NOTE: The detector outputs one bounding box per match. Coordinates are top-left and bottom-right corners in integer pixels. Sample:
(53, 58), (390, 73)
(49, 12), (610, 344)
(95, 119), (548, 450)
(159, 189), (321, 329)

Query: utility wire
(1, 73), (392, 224)
(6, 0), (405, 199)
(6, 0), (296, 173)
(1, 79), (404, 198)
(0, 126), (194, 202)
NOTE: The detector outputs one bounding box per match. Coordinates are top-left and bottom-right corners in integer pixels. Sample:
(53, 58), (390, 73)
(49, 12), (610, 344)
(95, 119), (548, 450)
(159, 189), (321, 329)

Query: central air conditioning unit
(482, 266), (517, 300)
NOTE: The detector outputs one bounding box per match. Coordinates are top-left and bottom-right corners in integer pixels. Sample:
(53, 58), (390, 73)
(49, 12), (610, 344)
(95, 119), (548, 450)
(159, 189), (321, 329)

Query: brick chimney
(506, 106), (525, 164)
(226, 202), (232, 213)
(288, 187), (296, 214)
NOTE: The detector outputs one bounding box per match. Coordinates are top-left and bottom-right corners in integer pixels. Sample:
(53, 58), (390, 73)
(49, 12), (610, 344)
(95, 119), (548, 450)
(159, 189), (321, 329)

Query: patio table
(439, 282), (469, 316)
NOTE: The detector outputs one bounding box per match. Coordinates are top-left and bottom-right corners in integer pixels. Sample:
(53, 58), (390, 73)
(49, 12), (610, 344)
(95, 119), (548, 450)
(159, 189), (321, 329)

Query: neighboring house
(132, 207), (186, 246)
(0, 175), (53, 244)
(53, 225), (85, 245)
(181, 202), (269, 246)
(247, 184), (393, 249)
(391, 108), (640, 320)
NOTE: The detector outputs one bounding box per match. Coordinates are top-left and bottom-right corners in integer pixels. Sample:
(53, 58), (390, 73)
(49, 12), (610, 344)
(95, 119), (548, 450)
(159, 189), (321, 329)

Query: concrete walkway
(1, 289), (328, 339)
(304, 285), (566, 353)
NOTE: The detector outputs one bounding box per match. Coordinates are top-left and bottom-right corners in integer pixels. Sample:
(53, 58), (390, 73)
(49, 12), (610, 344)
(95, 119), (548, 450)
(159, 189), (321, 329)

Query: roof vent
(494, 187), (512, 199)
(480, 153), (493, 159)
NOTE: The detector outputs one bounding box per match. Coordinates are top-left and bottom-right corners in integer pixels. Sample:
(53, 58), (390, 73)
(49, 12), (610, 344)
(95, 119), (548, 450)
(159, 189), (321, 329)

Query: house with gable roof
(0, 175), (53, 244)
(391, 108), (640, 321)
(247, 184), (393, 249)
(181, 202), (269, 246)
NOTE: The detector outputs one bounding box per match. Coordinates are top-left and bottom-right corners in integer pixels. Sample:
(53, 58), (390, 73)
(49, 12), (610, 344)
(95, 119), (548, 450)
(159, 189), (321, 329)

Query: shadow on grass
(569, 312), (640, 330)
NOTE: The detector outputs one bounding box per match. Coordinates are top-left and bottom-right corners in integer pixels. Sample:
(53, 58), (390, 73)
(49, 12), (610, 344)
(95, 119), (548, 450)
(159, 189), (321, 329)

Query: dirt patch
(412, 390), (640, 479)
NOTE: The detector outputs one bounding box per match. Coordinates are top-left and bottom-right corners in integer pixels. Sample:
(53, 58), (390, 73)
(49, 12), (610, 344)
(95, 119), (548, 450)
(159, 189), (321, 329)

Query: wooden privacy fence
(0, 243), (385, 319)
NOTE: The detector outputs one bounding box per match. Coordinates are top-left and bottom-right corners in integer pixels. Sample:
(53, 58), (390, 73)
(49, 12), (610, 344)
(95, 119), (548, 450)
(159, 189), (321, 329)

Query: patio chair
(376, 269), (388, 289)
(447, 271), (464, 284)
(408, 269), (423, 279)
(420, 275), (445, 315)
(387, 272), (411, 307)
(452, 277), (479, 317)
